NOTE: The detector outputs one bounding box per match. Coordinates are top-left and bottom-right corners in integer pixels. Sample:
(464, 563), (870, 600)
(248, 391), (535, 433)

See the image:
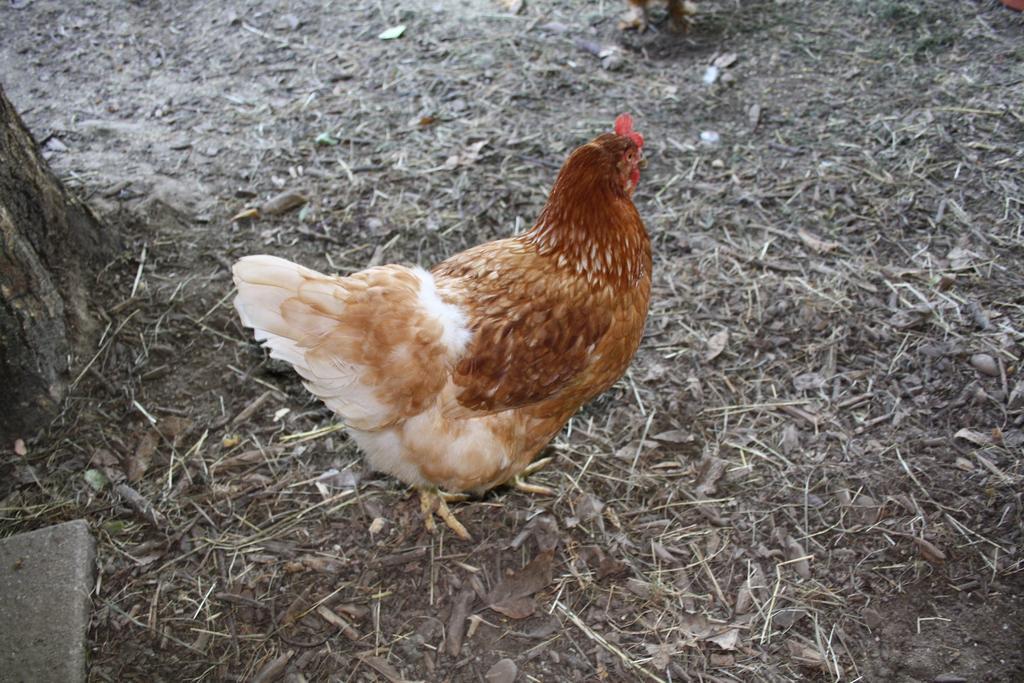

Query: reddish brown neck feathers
(524, 141), (649, 289)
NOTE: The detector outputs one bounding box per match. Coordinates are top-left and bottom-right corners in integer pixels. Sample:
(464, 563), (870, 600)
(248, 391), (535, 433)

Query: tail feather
(232, 255), (391, 428)
(233, 255), (326, 341)
(233, 255), (336, 370)
(232, 254), (459, 431)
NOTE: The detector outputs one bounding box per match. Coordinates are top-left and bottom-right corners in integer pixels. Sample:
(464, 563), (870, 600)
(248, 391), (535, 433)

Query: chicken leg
(509, 456), (557, 496)
(419, 487), (471, 540)
(619, 0), (697, 33)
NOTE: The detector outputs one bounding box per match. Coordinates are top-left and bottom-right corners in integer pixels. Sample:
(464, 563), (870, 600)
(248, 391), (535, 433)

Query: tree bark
(0, 82), (118, 444)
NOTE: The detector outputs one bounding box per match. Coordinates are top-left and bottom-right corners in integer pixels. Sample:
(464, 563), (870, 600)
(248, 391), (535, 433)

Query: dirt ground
(2, 0), (1023, 681)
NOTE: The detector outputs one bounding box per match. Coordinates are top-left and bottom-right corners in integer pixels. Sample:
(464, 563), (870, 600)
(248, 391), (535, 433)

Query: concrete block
(0, 520), (96, 683)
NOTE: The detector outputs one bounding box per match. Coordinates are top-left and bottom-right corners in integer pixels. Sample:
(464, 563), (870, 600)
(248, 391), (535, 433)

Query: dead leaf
(301, 556), (344, 573)
(851, 494), (881, 525)
(509, 514), (560, 552)
(785, 640), (825, 669)
(646, 642), (674, 670)
(1008, 381), (1024, 410)
(797, 228), (839, 254)
(499, 0), (524, 14)
(539, 21), (569, 34)
(493, 549), (556, 594)
(599, 46), (625, 71)
(128, 431), (159, 483)
(488, 550), (554, 620)
(969, 353), (999, 377)
(575, 493), (605, 523)
(651, 542), (677, 563)
(773, 607), (806, 629)
(862, 607), (883, 629)
(358, 654), (407, 683)
(652, 429), (693, 444)
(485, 658), (518, 683)
(595, 553), (629, 580)
(954, 456), (974, 471)
(444, 140), (488, 170)
(84, 468), (108, 491)
(888, 303), (933, 330)
(705, 330), (729, 362)
(626, 578), (653, 599)
(678, 612), (713, 641)
(214, 448), (271, 471)
(793, 372), (826, 391)
(695, 456), (726, 497)
(230, 206), (261, 223)
(947, 246), (978, 269)
(252, 650), (294, 683)
(316, 605), (360, 640)
(748, 103), (762, 129)
(782, 534), (811, 579)
(913, 537), (946, 564)
(735, 563), (767, 615)
(709, 652), (735, 667)
(490, 596), (537, 619)
(156, 416), (192, 444)
(262, 190), (308, 215)
(707, 628), (740, 651)
(1002, 429), (1023, 449)
(779, 423), (801, 455)
(377, 25), (406, 41)
(446, 587), (476, 656)
(89, 448), (119, 468)
(976, 453), (1012, 483)
(954, 428), (992, 446)
(713, 52), (738, 69)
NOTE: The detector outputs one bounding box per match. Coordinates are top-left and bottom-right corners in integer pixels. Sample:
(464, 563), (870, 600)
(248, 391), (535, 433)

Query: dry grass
(1, 0), (1022, 681)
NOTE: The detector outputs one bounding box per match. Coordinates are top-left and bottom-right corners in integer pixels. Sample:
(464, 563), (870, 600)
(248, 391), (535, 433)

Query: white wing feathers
(232, 254), (470, 430)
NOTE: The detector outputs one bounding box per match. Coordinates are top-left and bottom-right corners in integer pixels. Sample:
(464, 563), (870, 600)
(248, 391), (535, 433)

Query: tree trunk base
(0, 82), (118, 444)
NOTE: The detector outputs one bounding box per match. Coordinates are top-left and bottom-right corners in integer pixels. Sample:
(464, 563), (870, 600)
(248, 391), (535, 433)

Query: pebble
(969, 353), (999, 377)
(700, 130), (720, 146)
(485, 658), (517, 683)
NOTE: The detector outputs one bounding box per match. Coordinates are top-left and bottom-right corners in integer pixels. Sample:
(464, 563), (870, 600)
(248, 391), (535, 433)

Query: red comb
(614, 113), (644, 148)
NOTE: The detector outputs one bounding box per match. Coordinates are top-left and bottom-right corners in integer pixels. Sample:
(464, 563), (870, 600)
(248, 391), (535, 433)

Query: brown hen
(232, 114), (651, 539)
(621, 0), (698, 33)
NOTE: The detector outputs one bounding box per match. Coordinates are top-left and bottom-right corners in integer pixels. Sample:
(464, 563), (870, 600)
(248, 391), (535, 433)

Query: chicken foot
(419, 487), (472, 541)
(509, 456), (557, 496)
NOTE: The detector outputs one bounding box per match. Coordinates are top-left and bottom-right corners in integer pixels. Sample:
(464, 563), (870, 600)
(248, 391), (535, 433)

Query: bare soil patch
(2, 1), (1022, 680)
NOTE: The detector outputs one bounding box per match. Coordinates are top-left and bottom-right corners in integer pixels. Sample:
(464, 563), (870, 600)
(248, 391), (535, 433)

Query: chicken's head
(613, 113), (645, 196)
(540, 114), (647, 213)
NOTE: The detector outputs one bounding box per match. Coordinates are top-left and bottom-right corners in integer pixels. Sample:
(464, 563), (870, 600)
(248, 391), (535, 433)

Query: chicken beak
(638, 154), (648, 170)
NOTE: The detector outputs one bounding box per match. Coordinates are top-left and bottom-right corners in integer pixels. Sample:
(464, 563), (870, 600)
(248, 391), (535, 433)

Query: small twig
(133, 400), (159, 426)
(295, 225), (345, 245)
(778, 403), (820, 427)
(230, 390), (275, 428)
(251, 650), (294, 683)
(114, 483), (168, 530)
(130, 242), (147, 298)
(278, 423), (346, 443)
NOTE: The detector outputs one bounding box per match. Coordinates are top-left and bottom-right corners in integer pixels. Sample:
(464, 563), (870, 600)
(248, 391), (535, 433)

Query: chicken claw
(419, 487), (472, 541)
(510, 456), (557, 496)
